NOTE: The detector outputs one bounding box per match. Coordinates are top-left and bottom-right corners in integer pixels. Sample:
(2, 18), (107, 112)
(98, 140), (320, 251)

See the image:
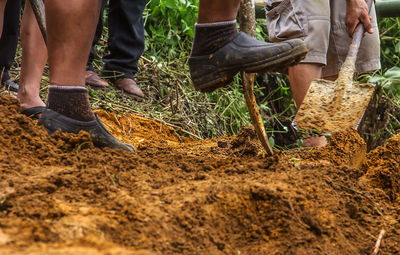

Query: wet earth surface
(0, 95), (399, 254)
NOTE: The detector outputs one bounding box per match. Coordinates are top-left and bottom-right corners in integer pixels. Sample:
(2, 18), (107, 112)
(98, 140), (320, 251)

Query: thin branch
(371, 229), (385, 255)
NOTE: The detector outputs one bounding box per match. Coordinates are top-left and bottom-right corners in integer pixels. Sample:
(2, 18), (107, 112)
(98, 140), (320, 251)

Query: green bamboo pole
(376, 0), (400, 18)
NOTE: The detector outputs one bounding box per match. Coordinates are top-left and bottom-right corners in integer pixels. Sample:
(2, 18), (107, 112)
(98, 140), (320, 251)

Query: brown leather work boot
(114, 78), (145, 99)
(85, 70), (110, 88)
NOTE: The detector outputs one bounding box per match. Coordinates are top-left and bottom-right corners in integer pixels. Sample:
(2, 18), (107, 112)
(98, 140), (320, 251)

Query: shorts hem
(300, 54), (326, 66)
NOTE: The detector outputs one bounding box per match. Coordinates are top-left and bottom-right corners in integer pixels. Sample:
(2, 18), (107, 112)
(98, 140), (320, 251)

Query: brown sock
(47, 86), (96, 121)
(191, 20), (238, 56)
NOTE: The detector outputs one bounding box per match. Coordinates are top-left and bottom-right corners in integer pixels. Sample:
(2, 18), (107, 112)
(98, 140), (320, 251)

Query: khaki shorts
(264, 0), (381, 77)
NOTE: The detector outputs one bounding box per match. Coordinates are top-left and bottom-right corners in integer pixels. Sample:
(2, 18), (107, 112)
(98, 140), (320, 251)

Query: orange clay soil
(0, 95), (399, 255)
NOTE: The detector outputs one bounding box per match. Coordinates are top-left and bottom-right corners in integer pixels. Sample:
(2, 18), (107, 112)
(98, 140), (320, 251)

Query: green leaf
(384, 67), (400, 85)
(268, 136), (275, 147)
(395, 42), (400, 53)
(163, 0), (175, 9)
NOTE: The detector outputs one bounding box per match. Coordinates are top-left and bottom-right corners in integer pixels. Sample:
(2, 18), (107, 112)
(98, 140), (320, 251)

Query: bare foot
(17, 87), (46, 112)
(302, 135), (327, 148)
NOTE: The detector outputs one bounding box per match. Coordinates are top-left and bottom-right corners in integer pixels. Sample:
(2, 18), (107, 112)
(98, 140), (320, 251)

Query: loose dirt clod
(230, 126), (263, 156)
(0, 95), (399, 254)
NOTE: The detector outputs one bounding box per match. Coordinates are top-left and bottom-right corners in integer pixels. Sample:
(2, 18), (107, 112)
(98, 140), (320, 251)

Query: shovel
(295, 1), (375, 134)
(29, 0), (47, 44)
(239, 0), (274, 155)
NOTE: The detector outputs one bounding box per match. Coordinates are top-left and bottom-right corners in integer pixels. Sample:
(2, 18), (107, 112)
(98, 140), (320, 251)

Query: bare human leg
(0, 0), (7, 36)
(45, 0), (100, 87)
(17, 0), (46, 112)
(44, 0), (100, 121)
(39, 0), (134, 152)
(198, 0), (241, 23)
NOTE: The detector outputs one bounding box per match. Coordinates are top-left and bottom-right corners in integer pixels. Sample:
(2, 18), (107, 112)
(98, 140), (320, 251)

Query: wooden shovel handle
(29, 0), (47, 44)
(242, 72), (274, 155)
(239, 0), (274, 156)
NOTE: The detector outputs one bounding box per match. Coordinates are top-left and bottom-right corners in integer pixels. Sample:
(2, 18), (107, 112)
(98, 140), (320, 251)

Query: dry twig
(371, 229), (385, 255)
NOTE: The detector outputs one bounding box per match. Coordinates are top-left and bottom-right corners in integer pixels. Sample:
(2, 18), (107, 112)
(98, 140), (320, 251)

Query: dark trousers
(0, 0), (22, 82)
(87, 0), (147, 80)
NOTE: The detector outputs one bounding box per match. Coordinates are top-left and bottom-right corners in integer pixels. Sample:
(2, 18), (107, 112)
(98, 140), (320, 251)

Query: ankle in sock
(191, 20), (238, 56)
(47, 85), (96, 121)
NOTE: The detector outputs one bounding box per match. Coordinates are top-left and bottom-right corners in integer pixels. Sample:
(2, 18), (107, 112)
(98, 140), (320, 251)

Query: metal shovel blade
(295, 78), (374, 133)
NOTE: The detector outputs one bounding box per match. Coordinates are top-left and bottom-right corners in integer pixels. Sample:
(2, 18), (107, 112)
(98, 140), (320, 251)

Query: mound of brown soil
(0, 95), (399, 254)
(297, 128), (367, 168)
(362, 133), (400, 202)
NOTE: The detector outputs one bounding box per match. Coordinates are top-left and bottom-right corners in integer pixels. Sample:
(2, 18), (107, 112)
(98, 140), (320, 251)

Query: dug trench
(0, 95), (399, 255)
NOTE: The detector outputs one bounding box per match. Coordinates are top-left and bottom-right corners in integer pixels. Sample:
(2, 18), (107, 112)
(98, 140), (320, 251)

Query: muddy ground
(0, 95), (399, 255)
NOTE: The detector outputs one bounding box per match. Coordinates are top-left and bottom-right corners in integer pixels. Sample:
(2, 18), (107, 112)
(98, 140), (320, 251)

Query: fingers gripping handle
(347, 0), (373, 58)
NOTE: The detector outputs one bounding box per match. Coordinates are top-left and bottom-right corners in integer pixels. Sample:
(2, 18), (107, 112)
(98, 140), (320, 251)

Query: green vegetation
(379, 17), (400, 69)
(145, 0), (198, 60)
(356, 17), (400, 150)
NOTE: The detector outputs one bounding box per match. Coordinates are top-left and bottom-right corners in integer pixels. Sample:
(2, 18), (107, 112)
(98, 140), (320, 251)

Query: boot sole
(195, 43), (308, 93)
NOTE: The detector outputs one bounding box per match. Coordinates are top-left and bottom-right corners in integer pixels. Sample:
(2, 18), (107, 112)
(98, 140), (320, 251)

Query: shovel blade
(295, 78), (374, 133)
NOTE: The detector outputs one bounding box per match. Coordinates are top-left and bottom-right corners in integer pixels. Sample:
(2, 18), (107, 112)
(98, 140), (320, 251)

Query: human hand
(345, 0), (373, 37)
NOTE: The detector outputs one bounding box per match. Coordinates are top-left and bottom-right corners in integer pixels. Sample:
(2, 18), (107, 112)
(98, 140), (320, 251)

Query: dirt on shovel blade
(0, 95), (399, 255)
(295, 78), (374, 133)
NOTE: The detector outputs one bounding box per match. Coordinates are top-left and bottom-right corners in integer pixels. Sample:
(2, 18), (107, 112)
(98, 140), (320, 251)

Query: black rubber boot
(38, 109), (136, 153)
(189, 32), (307, 92)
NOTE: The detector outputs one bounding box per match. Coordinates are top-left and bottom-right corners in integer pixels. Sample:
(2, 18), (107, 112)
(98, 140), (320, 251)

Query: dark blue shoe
(2, 79), (19, 92)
